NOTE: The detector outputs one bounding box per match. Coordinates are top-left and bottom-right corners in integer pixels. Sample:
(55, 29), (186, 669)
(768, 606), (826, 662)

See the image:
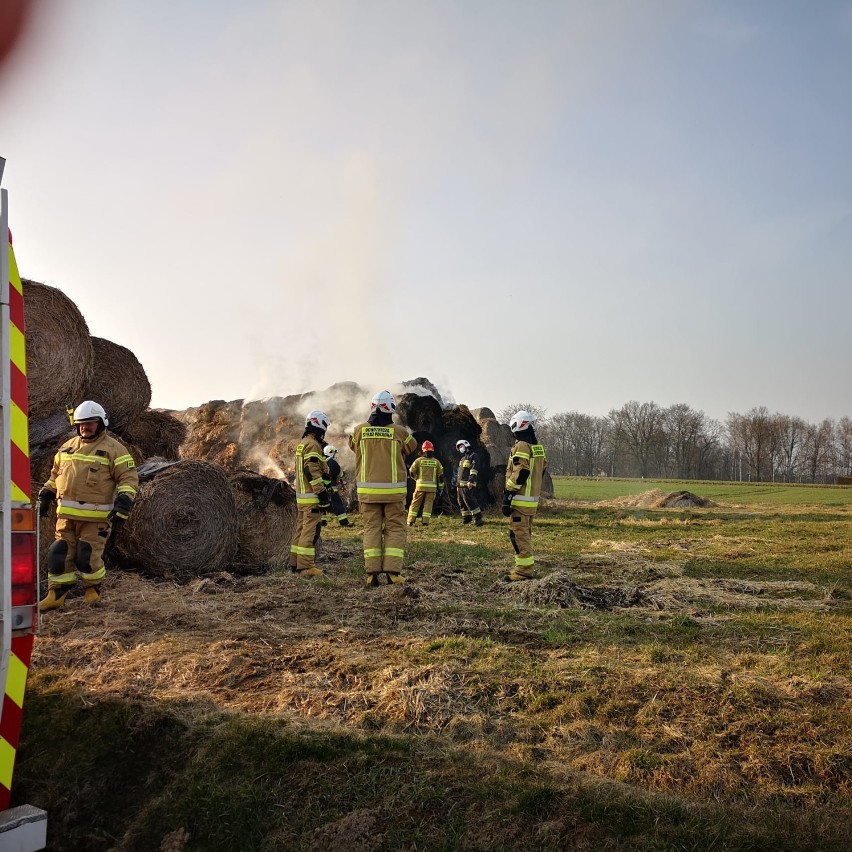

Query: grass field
(15, 481), (852, 851)
(553, 475), (852, 507)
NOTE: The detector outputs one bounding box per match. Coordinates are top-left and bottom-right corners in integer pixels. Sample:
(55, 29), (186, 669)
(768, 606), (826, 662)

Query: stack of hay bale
(22, 278), (296, 580)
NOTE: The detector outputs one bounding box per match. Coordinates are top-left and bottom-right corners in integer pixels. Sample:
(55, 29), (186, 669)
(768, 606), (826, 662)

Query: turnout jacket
(323, 456), (345, 492)
(44, 431), (138, 521)
(457, 450), (480, 487)
(349, 421), (417, 503)
(409, 455), (444, 492)
(505, 439), (547, 516)
(295, 434), (329, 508)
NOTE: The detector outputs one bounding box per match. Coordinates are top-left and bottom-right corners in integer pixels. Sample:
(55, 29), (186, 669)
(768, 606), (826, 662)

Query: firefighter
(322, 444), (350, 527)
(455, 439), (483, 526)
(287, 410), (332, 577)
(349, 390), (417, 585)
(407, 440), (444, 526)
(37, 400), (139, 610)
(501, 409), (547, 581)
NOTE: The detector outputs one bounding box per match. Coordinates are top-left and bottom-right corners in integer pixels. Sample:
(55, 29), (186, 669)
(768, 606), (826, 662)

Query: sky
(1, 0), (851, 426)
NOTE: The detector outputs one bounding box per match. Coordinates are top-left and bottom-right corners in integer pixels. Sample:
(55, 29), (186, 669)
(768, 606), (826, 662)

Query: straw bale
(651, 490), (716, 509)
(173, 400), (243, 467)
(80, 337), (151, 431)
(22, 279), (93, 420)
(113, 458), (238, 581)
(121, 408), (187, 460)
(228, 469), (297, 573)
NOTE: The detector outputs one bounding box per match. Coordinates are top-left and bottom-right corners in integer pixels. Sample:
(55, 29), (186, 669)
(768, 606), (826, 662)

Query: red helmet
(421, 440), (434, 452)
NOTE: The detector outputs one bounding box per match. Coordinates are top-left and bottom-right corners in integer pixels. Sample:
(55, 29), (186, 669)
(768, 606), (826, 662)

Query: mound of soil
(651, 490), (716, 508)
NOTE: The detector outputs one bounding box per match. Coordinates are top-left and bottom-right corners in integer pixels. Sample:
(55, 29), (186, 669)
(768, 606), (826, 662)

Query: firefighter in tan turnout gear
(501, 410), (547, 582)
(455, 439), (484, 526)
(288, 410), (332, 577)
(349, 390), (417, 585)
(407, 440), (444, 526)
(37, 400), (139, 610)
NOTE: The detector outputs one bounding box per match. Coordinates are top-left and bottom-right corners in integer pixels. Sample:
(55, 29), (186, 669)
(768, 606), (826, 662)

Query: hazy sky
(2, 0), (851, 425)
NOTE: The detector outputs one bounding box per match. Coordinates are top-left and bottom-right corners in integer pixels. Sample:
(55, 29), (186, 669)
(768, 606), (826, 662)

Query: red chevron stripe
(8, 277), (25, 328)
(11, 441), (30, 499)
(10, 361), (28, 415)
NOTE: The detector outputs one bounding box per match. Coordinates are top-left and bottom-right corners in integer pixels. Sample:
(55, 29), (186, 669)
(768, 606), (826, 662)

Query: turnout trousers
(360, 500), (407, 575)
(456, 485), (482, 521)
(46, 517), (111, 590)
(288, 507), (323, 572)
(508, 512), (536, 578)
(407, 489), (437, 525)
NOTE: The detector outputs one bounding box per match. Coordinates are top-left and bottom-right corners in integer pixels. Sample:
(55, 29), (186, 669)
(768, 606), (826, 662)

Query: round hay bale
(113, 458), (238, 581)
(228, 470), (297, 573)
(81, 337), (151, 431)
(121, 409), (187, 461)
(22, 279), (93, 421)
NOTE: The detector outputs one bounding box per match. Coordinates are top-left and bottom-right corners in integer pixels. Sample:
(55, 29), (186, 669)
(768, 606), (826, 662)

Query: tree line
(497, 402), (852, 484)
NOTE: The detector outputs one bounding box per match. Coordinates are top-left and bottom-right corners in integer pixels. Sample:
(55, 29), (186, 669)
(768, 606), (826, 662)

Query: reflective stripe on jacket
(505, 440), (547, 515)
(295, 434), (329, 507)
(45, 432), (139, 520)
(349, 423), (417, 503)
(409, 456), (444, 492)
(457, 451), (479, 485)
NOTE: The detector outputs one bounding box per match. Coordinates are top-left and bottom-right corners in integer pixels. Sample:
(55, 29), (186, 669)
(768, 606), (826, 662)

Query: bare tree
(802, 419), (835, 483)
(727, 407), (774, 482)
(608, 401), (664, 478)
(773, 414), (807, 482)
(497, 403), (548, 429)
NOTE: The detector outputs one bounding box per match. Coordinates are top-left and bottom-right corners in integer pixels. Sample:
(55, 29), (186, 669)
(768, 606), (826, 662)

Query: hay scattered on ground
(22, 279), (93, 420)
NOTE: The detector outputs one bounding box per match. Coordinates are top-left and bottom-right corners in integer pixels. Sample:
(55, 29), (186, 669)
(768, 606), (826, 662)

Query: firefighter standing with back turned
(349, 390), (417, 585)
(322, 444), (350, 526)
(407, 440), (444, 526)
(455, 439), (484, 526)
(37, 400), (139, 610)
(288, 410), (332, 577)
(501, 409), (547, 582)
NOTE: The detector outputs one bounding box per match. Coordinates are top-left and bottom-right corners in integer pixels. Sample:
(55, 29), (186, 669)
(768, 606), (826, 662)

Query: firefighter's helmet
(421, 440), (434, 453)
(455, 439), (470, 453)
(73, 400), (109, 427)
(370, 390), (396, 414)
(324, 445), (338, 458)
(305, 410), (330, 432)
(509, 410), (535, 433)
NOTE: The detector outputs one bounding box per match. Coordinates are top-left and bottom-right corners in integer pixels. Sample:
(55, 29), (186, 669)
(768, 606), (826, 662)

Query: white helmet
(510, 410), (535, 433)
(73, 400), (109, 427)
(323, 445), (338, 458)
(371, 390), (396, 414)
(455, 439), (470, 452)
(305, 410), (330, 432)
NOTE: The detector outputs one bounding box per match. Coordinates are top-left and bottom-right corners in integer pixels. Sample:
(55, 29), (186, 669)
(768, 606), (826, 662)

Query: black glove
(501, 492), (513, 517)
(108, 493), (134, 522)
(317, 489), (331, 511)
(37, 488), (55, 518)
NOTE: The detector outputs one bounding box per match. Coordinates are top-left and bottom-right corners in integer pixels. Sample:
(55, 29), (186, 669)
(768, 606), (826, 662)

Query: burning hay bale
(174, 399), (244, 468)
(113, 458), (238, 581)
(80, 337), (151, 432)
(228, 469), (297, 573)
(120, 408), (187, 461)
(22, 279), (93, 421)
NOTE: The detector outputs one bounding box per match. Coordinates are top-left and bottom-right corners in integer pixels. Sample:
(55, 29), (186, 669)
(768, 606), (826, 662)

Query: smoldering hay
(112, 459), (239, 582)
(228, 469), (297, 572)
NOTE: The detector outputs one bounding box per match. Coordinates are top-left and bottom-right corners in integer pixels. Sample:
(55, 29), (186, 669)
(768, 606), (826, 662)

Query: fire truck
(0, 157), (47, 850)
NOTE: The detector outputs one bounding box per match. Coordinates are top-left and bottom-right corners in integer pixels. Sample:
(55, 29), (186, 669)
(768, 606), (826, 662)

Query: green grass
(552, 475), (852, 507)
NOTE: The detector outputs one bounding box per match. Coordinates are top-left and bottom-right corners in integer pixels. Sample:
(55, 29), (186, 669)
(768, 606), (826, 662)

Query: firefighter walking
(322, 445), (350, 526)
(349, 390), (417, 585)
(288, 410), (332, 577)
(455, 439), (483, 526)
(37, 401), (138, 610)
(501, 410), (547, 581)
(407, 440), (444, 526)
